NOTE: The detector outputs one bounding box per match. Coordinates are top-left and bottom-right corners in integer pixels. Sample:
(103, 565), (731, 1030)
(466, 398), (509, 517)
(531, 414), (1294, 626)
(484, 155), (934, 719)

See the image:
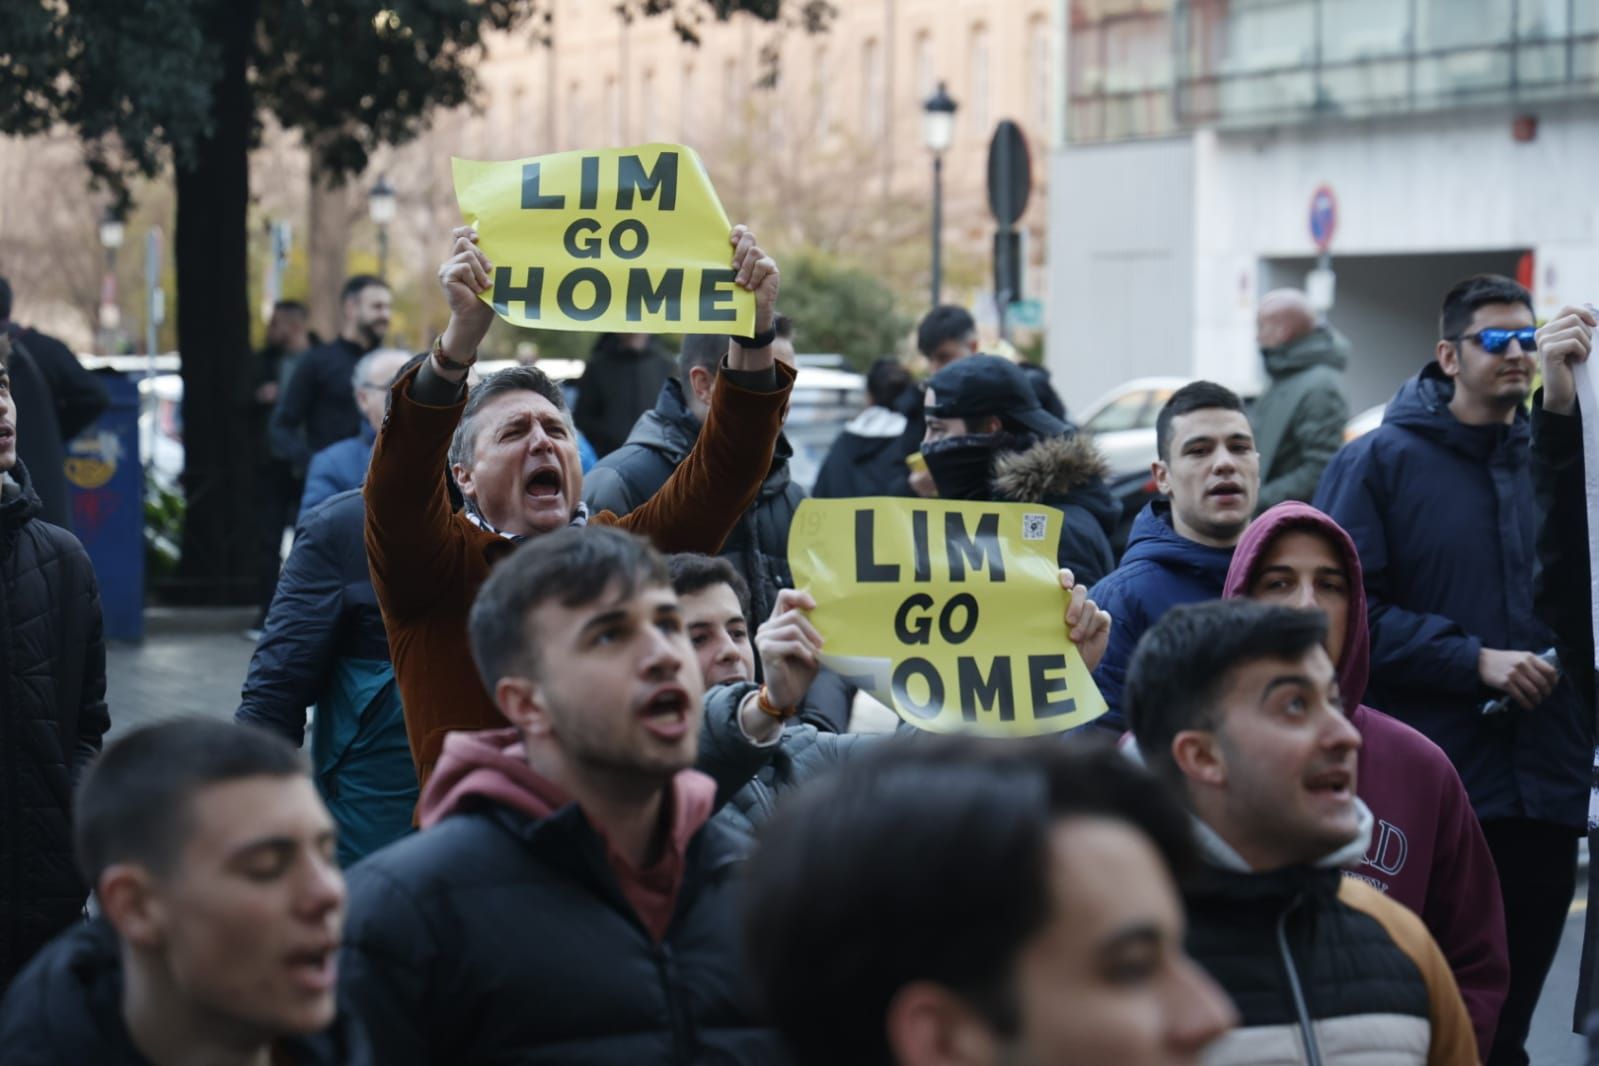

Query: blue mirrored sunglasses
(1455, 327), (1538, 355)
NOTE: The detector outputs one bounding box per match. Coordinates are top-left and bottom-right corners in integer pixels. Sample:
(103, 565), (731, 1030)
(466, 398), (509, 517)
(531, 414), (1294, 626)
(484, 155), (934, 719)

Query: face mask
(921, 433), (1025, 500)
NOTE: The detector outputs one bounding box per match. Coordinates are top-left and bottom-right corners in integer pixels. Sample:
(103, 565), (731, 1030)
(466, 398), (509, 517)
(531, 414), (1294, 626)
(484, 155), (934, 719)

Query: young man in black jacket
(0, 718), (366, 1065)
(339, 527), (789, 1064)
(1126, 600), (1477, 1064)
(0, 353), (108, 992)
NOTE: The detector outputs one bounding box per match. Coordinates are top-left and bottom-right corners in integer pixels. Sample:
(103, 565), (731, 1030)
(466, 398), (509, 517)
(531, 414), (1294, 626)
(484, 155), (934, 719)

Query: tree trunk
(173, 0), (259, 604)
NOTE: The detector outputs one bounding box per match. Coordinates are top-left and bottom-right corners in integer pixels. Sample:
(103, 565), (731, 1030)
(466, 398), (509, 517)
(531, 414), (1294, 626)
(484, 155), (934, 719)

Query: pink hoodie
(418, 727), (716, 943)
(1223, 502), (1508, 1057)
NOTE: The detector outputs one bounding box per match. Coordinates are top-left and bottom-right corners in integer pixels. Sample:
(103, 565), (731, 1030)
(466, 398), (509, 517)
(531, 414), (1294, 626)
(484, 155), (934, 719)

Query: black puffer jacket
(0, 460), (108, 991)
(991, 434), (1119, 587)
(584, 376), (805, 627)
(0, 919), (371, 1064)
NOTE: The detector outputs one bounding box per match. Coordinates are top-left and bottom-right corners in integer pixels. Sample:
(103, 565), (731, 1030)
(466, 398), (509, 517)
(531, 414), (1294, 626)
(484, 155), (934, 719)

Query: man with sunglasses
(1316, 275), (1592, 1066)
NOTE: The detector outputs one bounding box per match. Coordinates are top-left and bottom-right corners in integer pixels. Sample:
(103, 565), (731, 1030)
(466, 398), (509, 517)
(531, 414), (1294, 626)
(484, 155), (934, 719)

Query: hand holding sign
(756, 589), (824, 712)
(437, 226), (496, 370)
(1060, 569), (1112, 672)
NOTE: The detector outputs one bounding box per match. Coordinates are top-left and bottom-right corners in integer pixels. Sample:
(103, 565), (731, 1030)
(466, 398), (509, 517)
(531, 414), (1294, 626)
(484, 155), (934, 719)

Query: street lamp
(98, 206), (126, 353)
(368, 175), (397, 280)
(921, 81), (958, 308)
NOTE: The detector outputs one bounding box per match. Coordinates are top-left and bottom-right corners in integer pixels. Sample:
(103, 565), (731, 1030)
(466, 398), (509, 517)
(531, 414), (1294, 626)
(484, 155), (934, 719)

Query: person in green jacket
(1251, 288), (1351, 512)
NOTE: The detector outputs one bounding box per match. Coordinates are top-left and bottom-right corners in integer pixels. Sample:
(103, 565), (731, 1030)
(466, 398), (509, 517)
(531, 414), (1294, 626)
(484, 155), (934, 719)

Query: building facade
(1047, 0), (1599, 414)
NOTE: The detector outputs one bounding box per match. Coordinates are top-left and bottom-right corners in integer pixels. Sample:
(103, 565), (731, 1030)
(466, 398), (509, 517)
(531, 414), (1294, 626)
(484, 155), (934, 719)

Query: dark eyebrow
(1260, 675), (1313, 703)
(579, 608), (629, 638)
(1099, 922), (1163, 956)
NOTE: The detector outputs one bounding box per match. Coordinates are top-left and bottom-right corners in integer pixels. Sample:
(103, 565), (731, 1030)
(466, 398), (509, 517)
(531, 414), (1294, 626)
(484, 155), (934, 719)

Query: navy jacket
(1087, 501), (1236, 729)
(1315, 363), (1591, 830)
(237, 489), (415, 864)
(271, 337), (367, 467)
(300, 422), (376, 522)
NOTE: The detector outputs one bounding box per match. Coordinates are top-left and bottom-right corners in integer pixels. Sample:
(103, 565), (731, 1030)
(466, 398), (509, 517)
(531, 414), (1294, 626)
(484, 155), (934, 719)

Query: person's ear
(1436, 339), (1461, 378)
(689, 366), (715, 407)
(495, 675), (552, 738)
(977, 415), (1003, 436)
(1151, 458), (1172, 496)
(452, 463), (477, 502)
(99, 865), (167, 950)
(1172, 729), (1225, 788)
(885, 981), (996, 1066)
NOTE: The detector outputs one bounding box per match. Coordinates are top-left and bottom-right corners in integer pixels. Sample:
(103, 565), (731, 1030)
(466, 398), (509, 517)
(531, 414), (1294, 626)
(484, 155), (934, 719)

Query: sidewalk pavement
(106, 607), (258, 740)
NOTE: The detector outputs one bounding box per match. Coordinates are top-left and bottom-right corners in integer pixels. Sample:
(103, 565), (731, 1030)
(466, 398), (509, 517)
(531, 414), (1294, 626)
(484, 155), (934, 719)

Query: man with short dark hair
(1125, 599), (1478, 1064)
(899, 305), (1068, 493)
(271, 275), (393, 469)
(0, 351), (109, 991)
(1316, 274), (1593, 1066)
(1251, 288), (1350, 511)
(585, 328), (806, 628)
(0, 718), (365, 1065)
(742, 736), (1237, 1065)
(1087, 381), (1259, 727)
(920, 354), (1117, 586)
(365, 224), (791, 785)
(813, 356), (914, 498)
(341, 526), (787, 1063)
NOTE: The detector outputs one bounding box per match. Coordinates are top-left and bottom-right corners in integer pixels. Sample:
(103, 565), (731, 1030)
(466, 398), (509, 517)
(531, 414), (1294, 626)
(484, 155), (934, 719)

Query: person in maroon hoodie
(338, 525), (788, 1065)
(1223, 500), (1509, 1056)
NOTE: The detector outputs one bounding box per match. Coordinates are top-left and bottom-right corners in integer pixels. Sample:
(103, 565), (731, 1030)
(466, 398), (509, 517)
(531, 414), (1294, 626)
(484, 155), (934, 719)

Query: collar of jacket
(1, 459), (42, 534)
(464, 500), (591, 541)
(1384, 361), (1530, 462)
(1262, 325), (1350, 379)
(991, 433), (1110, 502)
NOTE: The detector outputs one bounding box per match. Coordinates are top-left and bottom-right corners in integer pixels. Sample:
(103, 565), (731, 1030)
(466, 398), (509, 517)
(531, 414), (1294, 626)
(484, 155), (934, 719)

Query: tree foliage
(780, 250), (911, 372)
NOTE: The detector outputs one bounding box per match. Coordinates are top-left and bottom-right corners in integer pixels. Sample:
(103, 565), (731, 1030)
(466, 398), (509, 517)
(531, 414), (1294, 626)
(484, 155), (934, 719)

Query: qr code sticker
(1022, 513), (1048, 541)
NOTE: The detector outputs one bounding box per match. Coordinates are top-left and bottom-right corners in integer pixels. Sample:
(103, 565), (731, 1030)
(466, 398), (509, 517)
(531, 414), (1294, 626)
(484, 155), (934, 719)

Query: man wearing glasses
(1316, 275), (1593, 1066)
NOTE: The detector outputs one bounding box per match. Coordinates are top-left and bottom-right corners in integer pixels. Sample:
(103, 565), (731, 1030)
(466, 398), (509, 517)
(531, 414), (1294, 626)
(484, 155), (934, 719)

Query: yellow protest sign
(452, 144), (754, 335)
(788, 497), (1108, 737)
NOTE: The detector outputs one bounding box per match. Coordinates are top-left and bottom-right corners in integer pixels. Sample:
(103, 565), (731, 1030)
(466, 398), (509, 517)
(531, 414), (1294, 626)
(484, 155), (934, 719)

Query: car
(785, 364), (866, 492)
(1076, 378), (1190, 557)
(1344, 401), (1385, 442)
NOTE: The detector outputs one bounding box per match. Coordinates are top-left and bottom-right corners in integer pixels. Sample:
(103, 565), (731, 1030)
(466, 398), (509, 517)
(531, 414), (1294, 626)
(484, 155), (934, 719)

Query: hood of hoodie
(1382, 360), (1529, 462)
(842, 405), (908, 440)
(1119, 500), (1237, 584)
(1262, 324), (1350, 380)
(1221, 502), (1372, 713)
(2, 919), (368, 1065)
(632, 377), (794, 498)
(991, 434), (1120, 535)
(418, 727), (716, 850)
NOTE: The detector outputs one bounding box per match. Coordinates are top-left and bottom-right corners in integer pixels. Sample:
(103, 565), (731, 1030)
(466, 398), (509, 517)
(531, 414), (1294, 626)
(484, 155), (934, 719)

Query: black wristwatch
(734, 325), (778, 349)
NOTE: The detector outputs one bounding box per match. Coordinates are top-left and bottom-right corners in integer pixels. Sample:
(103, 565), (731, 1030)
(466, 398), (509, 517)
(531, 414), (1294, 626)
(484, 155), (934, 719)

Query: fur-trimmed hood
(991, 434), (1110, 504)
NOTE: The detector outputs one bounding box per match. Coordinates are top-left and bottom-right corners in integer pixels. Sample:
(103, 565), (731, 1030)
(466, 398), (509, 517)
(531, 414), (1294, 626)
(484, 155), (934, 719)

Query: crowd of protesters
(0, 209), (1595, 1066)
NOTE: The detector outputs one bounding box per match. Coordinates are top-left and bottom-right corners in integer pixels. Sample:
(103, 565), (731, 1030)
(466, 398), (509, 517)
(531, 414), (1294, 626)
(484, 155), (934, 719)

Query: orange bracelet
(756, 685), (797, 721)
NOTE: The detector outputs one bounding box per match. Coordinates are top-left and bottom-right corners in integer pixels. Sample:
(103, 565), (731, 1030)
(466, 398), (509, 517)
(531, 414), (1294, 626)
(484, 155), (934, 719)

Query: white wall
(1047, 107), (1599, 408)
(1045, 136), (1197, 413)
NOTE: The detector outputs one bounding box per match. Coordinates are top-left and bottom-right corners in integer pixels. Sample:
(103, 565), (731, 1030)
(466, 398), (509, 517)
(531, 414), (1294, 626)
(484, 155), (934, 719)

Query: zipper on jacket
(652, 941), (694, 1064)
(1275, 894), (1323, 1066)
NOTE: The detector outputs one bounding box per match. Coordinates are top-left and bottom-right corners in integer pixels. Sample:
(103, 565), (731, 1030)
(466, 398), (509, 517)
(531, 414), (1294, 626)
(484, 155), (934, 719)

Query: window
(969, 24), (990, 136)
(913, 30), (934, 99)
(640, 69), (657, 140)
(680, 62), (697, 143)
(604, 75), (621, 144)
(862, 38), (884, 138)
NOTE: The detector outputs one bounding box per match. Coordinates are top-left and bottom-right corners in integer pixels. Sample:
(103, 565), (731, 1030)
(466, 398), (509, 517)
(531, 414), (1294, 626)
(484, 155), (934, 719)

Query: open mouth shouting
(1303, 765), (1354, 808)
(285, 940), (339, 997)
(1206, 480), (1246, 506)
(524, 464), (565, 506)
(637, 684), (693, 742)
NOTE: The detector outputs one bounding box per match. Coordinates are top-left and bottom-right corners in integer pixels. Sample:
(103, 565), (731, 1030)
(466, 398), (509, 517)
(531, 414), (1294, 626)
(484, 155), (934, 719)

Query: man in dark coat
(812, 356), (914, 499)
(1315, 275), (1593, 1066)
(585, 332), (806, 628)
(270, 275), (392, 469)
(1085, 380), (1258, 730)
(237, 489), (414, 866)
(0, 719), (368, 1065)
(918, 354), (1117, 588)
(340, 527), (786, 1064)
(572, 332), (676, 458)
(0, 354), (109, 992)
(0, 276), (109, 530)
(1251, 288), (1350, 512)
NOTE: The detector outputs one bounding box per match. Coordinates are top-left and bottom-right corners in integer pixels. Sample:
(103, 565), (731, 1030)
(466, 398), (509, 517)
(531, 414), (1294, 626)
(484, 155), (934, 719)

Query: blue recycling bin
(65, 372), (144, 642)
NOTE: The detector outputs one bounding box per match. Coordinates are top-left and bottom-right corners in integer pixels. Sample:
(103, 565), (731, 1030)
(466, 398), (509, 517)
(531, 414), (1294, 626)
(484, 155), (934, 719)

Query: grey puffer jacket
(0, 460), (109, 992)
(712, 682), (878, 851)
(1252, 325), (1350, 511)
